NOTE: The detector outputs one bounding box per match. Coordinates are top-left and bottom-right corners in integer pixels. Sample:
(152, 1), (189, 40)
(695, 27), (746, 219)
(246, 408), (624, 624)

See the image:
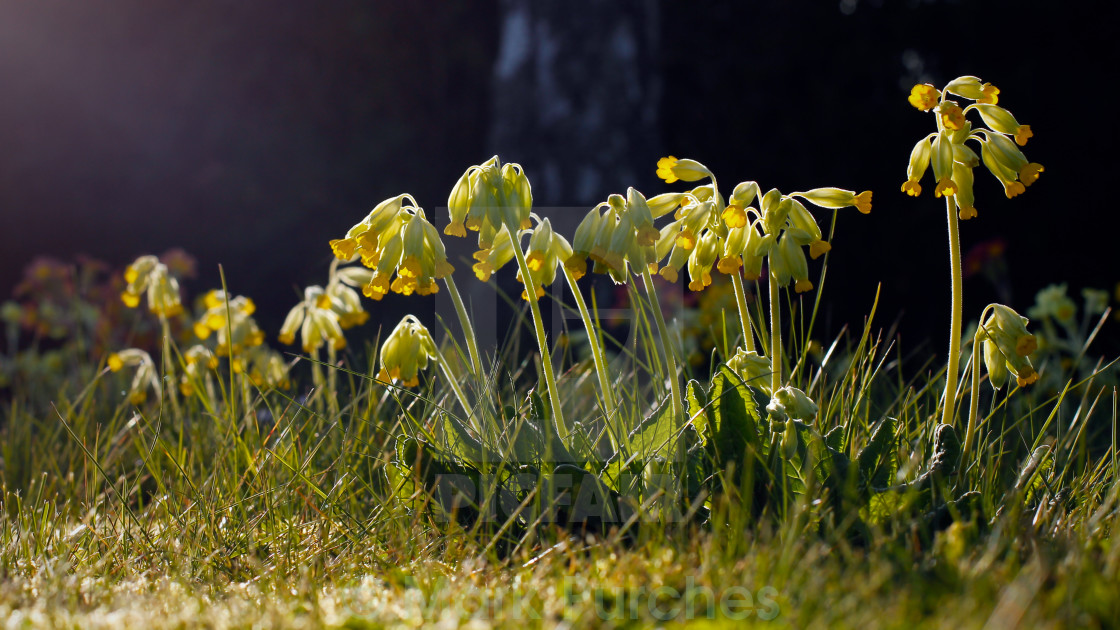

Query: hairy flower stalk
(903, 76), (1042, 427)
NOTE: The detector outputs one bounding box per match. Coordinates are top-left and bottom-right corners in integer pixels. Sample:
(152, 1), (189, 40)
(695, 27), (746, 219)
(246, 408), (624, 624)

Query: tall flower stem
(768, 268), (783, 394)
(432, 347), (474, 424)
(443, 274), (485, 380)
(730, 273), (757, 354)
(326, 344), (339, 417)
(640, 267), (683, 456)
(561, 267), (620, 450)
(158, 314), (183, 421)
(507, 229), (569, 438)
(942, 195), (963, 427)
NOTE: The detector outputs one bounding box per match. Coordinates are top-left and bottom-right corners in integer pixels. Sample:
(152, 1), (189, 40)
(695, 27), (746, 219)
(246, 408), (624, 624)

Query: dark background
(2, 0), (1117, 358)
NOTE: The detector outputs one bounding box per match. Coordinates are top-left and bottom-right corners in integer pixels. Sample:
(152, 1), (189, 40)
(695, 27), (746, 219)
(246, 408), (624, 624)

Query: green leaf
(705, 366), (762, 469)
(685, 379), (710, 437)
(857, 417), (897, 492)
(628, 395), (675, 459)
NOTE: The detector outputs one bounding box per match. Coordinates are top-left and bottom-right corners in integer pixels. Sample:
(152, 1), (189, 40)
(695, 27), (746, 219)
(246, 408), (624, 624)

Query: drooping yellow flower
(120, 255), (184, 317)
(938, 101), (967, 131)
(656, 156), (712, 184)
(908, 84), (940, 111)
(278, 286), (347, 354)
(1019, 163), (1044, 186)
(107, 348), (161, 405)
(378, 315), (437, 388)
(443, 156), (533, 253)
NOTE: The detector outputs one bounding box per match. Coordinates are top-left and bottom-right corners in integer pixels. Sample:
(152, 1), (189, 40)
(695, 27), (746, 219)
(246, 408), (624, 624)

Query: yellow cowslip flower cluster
(445, 155), (533, 253)
(193, 290), (266, 357)
(179, 344), (218, 396)
(651, 158), (871, 294)
(904, 76), (1043, 218)
(377, 315), (438, 387)
(120, 255), (183, 317)
(107, 348), (161, 405)
(565, 188), (673, 285)
(978, 304), (1039, 389)
(279, 262), (371, 355)
(244, 346), (292, 390)
(329, 195), (454, 300)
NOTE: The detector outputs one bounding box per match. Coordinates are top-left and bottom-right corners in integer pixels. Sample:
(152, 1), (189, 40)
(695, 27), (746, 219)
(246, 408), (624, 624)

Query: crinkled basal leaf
(857, 417), (898, 492)
(628, 395), (676, 459)
(705, 366), (763, 467)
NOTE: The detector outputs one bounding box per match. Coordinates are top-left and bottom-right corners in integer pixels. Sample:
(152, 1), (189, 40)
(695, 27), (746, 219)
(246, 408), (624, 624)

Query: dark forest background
(2, 0), (1117, 359)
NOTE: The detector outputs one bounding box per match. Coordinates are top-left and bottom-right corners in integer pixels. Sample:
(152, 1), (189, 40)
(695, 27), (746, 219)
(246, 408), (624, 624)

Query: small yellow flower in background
(278, 285), (348, 354)
(908, 84), (940, 111)
(378, 315), (438, 388)
(193, 291), (265, 357)
(656, 156), (712, 184)
(180, 344), (218, 396)
(244, 346), (292, 390)
(107, 348), (161, 405)
(1029, 284), (1077, 324)
(120, 255), (183, 317)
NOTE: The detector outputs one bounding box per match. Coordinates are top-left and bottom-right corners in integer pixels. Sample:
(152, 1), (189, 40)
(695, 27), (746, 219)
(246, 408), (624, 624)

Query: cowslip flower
(765, 385), (818, 421)
(445, 156), (533, 252)
(107, 348), (161, 405)
(378, 315), (438, 387)
(244, 346), (292, 390)
(902, 76), (1042, 210)
(278, 286), (348, 353)
(908, 84), (940, 111)
(519, 216), (574, 300)
(331, 197), (453, 300)
(1028, 284), (1077, 324)
(193, 290), (266, 357)
(179, 344), (218, 396)
(978, 304), (1039, 389)
(726, 348), (773, 393)
(656, 156), (713, 184)
(120, 255), (183, 317)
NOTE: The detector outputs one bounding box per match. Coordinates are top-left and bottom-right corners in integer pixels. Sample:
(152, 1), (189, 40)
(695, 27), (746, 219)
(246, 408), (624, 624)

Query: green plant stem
(443, 274), (484, 380)
(158, 314), (182, 421)
(963, 330), (981, 465)
(942, 195), (963, 427)
(730, 273), (757, 354)
(768, 268), (782, 394)
(561, 267), (619, 449)
(326, 345), (339, 417)
(432, 347), (474, 424)
(506, 228), (568, 438)
(640, 267), (683, 451)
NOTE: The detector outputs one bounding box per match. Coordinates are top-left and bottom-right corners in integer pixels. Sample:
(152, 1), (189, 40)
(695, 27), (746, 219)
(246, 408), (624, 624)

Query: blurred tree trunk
(489, 0), (661, 207)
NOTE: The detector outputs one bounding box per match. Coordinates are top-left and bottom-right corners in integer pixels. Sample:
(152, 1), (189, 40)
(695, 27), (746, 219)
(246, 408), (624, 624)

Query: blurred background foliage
(1, 0), (1116, 355)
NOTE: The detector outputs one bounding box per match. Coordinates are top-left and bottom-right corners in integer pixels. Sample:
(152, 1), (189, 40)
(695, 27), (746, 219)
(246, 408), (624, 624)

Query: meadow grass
(2, 283), (1117, 628)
